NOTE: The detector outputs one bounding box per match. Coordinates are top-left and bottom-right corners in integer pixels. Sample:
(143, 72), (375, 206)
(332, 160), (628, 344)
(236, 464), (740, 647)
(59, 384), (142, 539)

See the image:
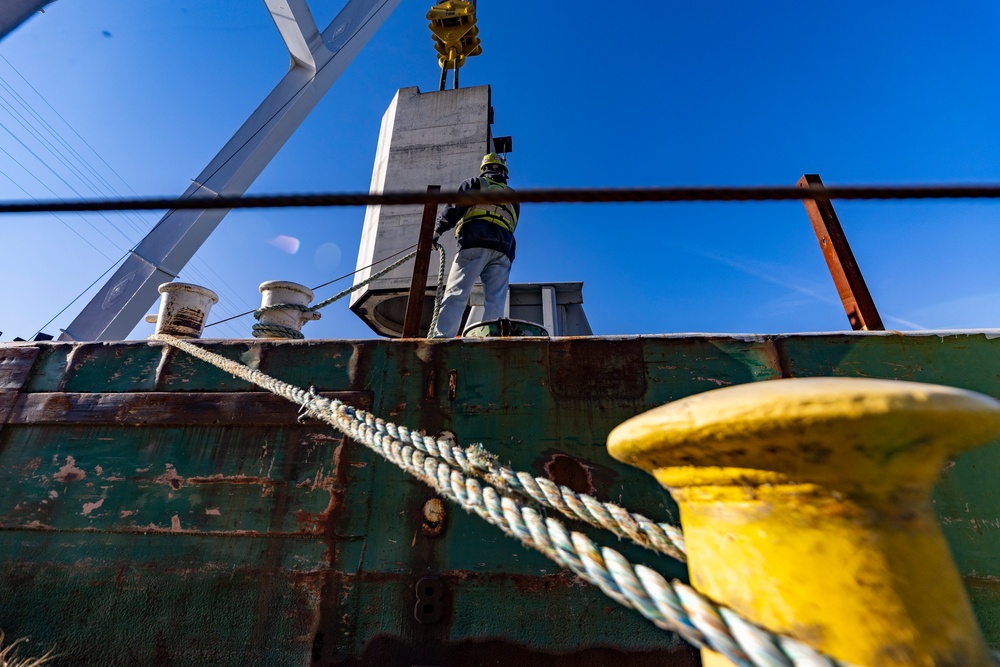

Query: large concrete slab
(350, 86), (493, 337)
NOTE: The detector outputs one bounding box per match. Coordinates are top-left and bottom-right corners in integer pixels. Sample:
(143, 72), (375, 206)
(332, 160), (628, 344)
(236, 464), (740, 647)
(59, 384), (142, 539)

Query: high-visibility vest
(456, 177), (518, 235)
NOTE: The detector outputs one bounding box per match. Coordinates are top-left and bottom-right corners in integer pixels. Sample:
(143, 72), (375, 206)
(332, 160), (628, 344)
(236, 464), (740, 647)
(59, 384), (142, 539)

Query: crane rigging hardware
(427, 0), (482, 90)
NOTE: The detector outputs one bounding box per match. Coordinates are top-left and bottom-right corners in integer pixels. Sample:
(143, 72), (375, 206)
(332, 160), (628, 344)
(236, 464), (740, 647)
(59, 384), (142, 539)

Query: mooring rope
(150, 332), (858, 667)
(411, 438), (686, 561)
(426, 241), (447, 337)
(252, 242), (447, 340)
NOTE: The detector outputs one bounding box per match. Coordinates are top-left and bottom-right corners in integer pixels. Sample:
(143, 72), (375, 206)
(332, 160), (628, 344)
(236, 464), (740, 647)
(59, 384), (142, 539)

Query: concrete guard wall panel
(350, 86), (492, 336)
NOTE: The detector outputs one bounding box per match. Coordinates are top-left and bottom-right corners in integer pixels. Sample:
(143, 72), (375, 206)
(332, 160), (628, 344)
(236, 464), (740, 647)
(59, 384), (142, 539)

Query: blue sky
(2, 1), (1000, 340)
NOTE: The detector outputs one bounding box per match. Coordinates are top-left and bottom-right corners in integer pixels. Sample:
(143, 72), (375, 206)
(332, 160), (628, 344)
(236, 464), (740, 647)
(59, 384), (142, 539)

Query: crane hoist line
(427, 0), (482, 91)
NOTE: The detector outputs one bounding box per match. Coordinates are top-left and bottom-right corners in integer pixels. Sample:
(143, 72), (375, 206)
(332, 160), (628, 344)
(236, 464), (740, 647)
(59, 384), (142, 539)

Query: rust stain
(448, 369), (458, 401)
(185, 474), (278, 486)
(542, 453), (595, 496)
(331, 443), (344, 480)
(295, 456), (340, 535)
(294, 509), (320, 534)
(152, 463), (184, 489)
(758, 339), (791, 379)
(171, 307), (206, 336)
(965, 574), (1000, 592)
(53, 455), (86, 483)
(421, 497), (446, 537)
(547, 338), (648, 400)
(170, 515), (182, 532)
(120, 510), (135, 518)
(303, 433), (341, 445)
(205, 508), (221, 516)
(310, 464), (330, 492)
(258, 441), (269, 475)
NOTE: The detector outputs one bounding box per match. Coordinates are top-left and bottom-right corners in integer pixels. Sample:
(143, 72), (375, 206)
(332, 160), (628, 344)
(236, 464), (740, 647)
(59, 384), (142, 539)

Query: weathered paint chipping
(0, 333), (999, 663)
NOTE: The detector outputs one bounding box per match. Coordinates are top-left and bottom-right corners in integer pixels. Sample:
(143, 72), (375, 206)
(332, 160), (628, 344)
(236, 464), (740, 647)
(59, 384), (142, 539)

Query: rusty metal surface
(342, 637), (698, 666)
(6, 391), (372, 425)
(0, 346), (38, 433)
(0, 346), (39, 389)
(547, 337), (648, 400)
(798, 173), (884, 331)
(2, 333), (1000, 663)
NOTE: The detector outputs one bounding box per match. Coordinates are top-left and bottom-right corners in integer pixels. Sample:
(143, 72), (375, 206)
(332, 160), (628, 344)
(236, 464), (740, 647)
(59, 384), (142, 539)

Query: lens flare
(267, 235), (300, 254)
(314, 242), (342, 272)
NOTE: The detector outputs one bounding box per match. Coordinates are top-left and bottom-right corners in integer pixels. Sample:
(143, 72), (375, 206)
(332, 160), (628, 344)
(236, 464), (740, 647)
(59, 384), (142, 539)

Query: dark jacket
(435, 170), (519, 261)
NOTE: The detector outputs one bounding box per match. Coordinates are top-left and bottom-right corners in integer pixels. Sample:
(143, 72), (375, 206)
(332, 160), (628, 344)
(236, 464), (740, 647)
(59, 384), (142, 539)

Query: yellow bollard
(607, 377), (1000, 667)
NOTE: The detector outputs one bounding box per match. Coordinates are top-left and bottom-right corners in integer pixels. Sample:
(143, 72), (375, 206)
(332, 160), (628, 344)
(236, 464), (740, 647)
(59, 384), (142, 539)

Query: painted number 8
(414, 576), (444, 624)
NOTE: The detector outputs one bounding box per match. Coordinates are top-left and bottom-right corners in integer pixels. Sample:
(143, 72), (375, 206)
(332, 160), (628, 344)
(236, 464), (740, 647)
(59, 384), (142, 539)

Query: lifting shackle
(427, 1), (482, 90)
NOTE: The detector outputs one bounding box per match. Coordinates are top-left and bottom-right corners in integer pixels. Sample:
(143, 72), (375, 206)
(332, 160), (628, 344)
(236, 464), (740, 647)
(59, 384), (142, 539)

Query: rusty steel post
(798, 174), (884, 331)
(402, 185), (441, 338)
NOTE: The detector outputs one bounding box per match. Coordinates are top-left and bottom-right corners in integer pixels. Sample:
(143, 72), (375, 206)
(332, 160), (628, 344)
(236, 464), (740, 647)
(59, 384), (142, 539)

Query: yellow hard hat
(480, 152), (507, 173)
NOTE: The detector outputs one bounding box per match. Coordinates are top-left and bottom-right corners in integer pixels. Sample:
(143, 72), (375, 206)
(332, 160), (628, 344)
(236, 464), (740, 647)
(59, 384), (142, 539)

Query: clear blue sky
(2, 1), (1000, 341)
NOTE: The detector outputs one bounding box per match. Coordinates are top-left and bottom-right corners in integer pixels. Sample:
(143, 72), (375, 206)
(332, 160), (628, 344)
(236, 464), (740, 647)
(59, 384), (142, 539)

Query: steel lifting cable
(9, 183), (1000, 215)
(152, 332), (870, 667)
(205, 243), (422, 330)
(251, 242), (448, 340)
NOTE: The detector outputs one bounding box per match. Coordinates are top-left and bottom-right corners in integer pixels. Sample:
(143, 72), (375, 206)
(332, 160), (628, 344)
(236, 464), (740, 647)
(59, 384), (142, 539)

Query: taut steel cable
(6, 184), (1000, 214)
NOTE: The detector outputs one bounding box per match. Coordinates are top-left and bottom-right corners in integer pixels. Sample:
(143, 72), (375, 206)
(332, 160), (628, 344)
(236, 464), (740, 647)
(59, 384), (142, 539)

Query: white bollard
(255, 281), (321, 338)
(152, 283), (219, 338)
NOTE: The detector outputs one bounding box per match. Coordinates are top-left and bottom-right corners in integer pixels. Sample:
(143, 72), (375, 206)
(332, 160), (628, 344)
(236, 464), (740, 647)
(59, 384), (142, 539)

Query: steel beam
(798, 174), (884, 331)
(0, 0), (55, 41)
(60, 0), (402, 341)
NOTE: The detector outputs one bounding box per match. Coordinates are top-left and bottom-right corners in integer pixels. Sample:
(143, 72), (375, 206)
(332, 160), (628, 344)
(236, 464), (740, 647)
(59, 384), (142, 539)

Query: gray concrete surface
(350, 86), (492, 337)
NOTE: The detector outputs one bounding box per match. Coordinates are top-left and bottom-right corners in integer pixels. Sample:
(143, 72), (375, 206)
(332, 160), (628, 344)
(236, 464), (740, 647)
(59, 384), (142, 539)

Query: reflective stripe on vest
(456, 177), (518, 235)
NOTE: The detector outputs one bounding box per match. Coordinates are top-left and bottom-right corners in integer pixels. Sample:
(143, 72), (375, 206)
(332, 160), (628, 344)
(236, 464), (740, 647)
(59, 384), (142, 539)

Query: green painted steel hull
(1, 331), (999, 664)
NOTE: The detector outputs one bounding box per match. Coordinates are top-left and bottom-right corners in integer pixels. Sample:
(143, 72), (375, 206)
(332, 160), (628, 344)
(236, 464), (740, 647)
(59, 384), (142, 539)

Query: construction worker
(431, 152), (519, 338)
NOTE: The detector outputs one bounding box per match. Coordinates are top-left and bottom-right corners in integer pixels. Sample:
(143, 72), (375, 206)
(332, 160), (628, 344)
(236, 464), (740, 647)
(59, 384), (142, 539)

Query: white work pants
(431, 247), (511, 338)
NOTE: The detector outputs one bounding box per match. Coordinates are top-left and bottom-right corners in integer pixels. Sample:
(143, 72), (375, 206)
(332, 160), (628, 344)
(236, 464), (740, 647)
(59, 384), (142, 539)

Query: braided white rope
(252, 303), (310, 339)
(251, 322), (305, 340)
(425, 242), (447, 338)
(330, 411), (685, 560)
(310, 249), (420, 312)
(495, 465), (686, 560)
(151, 333), (861, 667)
